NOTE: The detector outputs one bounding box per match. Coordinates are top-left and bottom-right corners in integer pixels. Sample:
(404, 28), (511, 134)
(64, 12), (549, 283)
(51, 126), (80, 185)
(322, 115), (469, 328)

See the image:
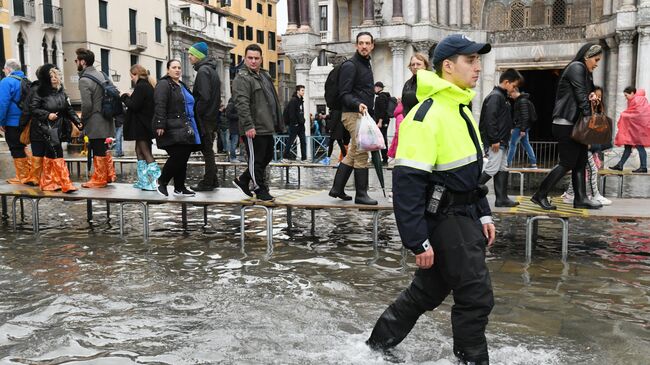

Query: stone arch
(483, 1), (508, 31)
(16, 31), (27, 73)
(510, 1), (526, 28)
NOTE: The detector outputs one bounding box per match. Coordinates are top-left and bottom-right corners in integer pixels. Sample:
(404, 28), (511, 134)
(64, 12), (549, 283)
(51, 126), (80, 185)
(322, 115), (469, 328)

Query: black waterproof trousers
(368, 206), (494, 363)
(5, 126), (27, 158)
(241, 135), (274, 194)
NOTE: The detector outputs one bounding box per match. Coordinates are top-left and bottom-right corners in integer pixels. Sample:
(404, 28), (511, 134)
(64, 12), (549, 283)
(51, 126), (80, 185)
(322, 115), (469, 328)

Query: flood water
(0, 156), (649, 365)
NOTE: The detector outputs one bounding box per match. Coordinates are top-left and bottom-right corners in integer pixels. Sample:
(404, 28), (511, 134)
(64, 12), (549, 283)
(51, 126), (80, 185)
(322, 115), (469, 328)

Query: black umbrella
(370, 150), (386, 197)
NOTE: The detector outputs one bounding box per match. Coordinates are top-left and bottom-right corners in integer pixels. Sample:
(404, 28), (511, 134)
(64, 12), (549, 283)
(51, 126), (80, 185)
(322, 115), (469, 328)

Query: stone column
(363, 0), (374, 25)
(430, 0), (438, 24)
(298, 0), (312, 31)
(438, 0), (448, 26)
(390, 41), (407, 97)
(620, 0), (636, 11)
(462, 0), (471, 25)
(223, 60), (232, 102)
(637, 27), (650, 90)
(605, 38), (618, 125)
(449, 0), (458, 26)
(615, 30), (636, 121)
(603, 0), (612, 16)
(287, 0), (299, 32)
(289, 53), (316, 159)
(419, 0), (429, 22)
(392, 0), (403, 22)
(413, 40), (437, 62)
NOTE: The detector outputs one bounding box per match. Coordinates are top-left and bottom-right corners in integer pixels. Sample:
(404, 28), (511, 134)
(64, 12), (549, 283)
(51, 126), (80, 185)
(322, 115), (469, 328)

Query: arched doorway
(17, 32), (26, 73)
(42, 36), (49, 64)
(51, 38), (58, 66)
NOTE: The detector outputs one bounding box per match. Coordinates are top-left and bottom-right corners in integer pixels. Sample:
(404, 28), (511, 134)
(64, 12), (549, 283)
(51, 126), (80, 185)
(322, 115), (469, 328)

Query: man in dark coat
(373, 81), (391, 163)
(189, 41), (222, 191)
(283, 85), (307, 161)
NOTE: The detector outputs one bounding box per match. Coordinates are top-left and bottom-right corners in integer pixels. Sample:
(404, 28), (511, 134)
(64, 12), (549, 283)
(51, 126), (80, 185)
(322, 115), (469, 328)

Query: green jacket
(232, 65), (283, 136)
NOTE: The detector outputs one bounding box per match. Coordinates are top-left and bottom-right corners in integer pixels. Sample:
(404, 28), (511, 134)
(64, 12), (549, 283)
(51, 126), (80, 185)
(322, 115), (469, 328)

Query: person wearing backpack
(0, 59), (31, 184)
(328, 32), (377, 205)
(76, 48), (117, 188)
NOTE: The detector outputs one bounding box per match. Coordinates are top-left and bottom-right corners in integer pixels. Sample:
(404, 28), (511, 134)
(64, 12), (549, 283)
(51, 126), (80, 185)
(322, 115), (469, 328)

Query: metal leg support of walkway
(525, 215), (569, 261)
(12, 197), (41, 234)
(116, 202), (150, 239)
(240, 205), (273, 246)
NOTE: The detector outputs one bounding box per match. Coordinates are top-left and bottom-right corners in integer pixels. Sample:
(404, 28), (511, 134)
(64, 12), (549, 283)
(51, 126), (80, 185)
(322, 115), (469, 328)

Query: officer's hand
(415, 247), (434, 269)
(520, 131), (526, 137)
(245, 128), (256, 139)
(483, 223), (496, 247)
(359, 103), (368, 114)
(491, 143), (500, 153)
(156, 129), (165, 137)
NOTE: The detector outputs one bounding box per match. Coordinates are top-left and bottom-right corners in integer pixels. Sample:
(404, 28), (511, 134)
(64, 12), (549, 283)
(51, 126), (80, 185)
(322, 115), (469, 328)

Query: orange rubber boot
(105, 152), (117, 183)
(40, 158), (61, 191)
(7, 157), (31, 184)
(82, 156), (108, 188)
(53, 158), (77, 193)
(25, 156), (43, 186)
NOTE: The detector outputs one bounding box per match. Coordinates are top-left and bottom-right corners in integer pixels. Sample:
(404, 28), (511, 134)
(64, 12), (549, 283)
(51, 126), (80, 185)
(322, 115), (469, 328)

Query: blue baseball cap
(433, 34), (491, 65)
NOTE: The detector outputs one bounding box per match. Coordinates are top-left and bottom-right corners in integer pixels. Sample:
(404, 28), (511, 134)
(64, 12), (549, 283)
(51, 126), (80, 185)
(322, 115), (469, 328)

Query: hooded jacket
(513, 92), (536, 130)
(0, 70), (26, 127)
(232, 65), (283, 135)
(614, 89), (650, 147)
(193, 57), (221, 132)
(393, 71), (491, 254)
(285, 94), (305, 126)
(479, 86), (512, 146)
(153, 76), (202, 150)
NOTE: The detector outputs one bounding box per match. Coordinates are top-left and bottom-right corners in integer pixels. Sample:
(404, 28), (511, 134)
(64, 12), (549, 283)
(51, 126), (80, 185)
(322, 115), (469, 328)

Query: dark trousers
(327, 138), (347, 158)
(379, 126), (388, 163)
(5, 126), (27, 158)
(284, 124), (306, 160)
(619, 145), (647, 168)
(89, 138), (108, 157)
(199, 125), (217, 185)
(241, 135), (273, 193)
(553, 124), (587, 171)
(160, 144), (193, 191)
(369, 211), (493, 362)
(32, 141), (63, 159)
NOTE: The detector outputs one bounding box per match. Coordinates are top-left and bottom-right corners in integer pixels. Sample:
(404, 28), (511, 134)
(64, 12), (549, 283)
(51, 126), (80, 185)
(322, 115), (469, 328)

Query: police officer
(366, 34), (496, 365)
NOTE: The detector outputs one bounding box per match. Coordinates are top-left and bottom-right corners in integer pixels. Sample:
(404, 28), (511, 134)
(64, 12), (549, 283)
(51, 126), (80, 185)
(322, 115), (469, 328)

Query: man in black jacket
(478, 68), (522, 207)
(328, 32), (377, 205)
(373, 81), (391, 164)
(189, 41), (222, 192)
(283, 85), (307, 161)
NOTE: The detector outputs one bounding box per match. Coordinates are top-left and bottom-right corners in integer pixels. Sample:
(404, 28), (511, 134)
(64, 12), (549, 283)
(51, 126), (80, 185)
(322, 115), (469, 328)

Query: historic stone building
(282, 0), (650, 141)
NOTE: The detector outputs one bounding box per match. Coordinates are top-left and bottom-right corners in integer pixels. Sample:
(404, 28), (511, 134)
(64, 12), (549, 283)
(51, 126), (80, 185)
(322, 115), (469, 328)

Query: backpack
(387, 96), (398, 117)
(528, 99), (538, 123)
(324, 59), (354, 111)
(282, 102), (291, 125)
(80, 72), (124, 119)
(8, 75), (31, 111)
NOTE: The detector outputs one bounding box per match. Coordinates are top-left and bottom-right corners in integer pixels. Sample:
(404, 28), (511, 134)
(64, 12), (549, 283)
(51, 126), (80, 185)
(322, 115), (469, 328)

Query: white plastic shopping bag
(356, 112), (386, 151)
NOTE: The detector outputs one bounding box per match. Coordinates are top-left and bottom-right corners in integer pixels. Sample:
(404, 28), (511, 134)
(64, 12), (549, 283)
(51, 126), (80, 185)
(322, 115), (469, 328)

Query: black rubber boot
(454, 343), (490, 365)
(478, 172), (492, 185)
(572, 169), (602, 209)
(354, 168), (378, 205)
(531, 165), (568, 210)
(328, 163), (353, 201)
(494, 171), (519, 207)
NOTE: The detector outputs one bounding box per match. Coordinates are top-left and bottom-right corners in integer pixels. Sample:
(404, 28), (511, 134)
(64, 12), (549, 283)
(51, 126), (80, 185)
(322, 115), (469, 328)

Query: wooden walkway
(1, 183), (648, 262)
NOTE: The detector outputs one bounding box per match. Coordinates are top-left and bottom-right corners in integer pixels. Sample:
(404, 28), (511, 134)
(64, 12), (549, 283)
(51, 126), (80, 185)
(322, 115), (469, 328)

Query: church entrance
(519, 69), (561, 142)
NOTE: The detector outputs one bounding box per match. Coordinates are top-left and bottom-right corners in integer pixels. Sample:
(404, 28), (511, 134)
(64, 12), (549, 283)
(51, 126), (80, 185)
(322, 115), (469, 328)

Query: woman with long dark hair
(531, 43), (603, 210)
(29, 64), (82, 193)
(121, 64), (159, 190)
(153, 59), (202, 197)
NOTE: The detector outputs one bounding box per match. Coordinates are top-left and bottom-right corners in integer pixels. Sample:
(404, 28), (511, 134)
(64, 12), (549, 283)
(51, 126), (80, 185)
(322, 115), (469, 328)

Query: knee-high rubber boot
(25, 156), (43, 186)
(39, 158), (61, 191)
(494, 171), (519, 207)
(454, 343), (490, 365)
(572, 169), (602, 209)
(354, 168), (377, 205)
(82, 156), (108, 188)
(7, 157), (31, 184)
(478, 172), (492, 185)
(52, 158), (77, 193)
(133, 160), (147, 189)
(531, 165), (568, 210)
(329, 163), (353, 201)
(141, 162), (161, 191)
(105, 153), (117, 183)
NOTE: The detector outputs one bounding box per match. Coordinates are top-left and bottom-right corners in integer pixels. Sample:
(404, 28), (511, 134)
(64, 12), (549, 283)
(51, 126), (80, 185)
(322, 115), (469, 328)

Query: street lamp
(109, 68), (121, 82)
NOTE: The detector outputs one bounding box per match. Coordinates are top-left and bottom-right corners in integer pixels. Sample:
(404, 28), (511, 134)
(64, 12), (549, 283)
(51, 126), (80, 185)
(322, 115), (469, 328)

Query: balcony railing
(129, 31), (147, 51)
(12, 0), (35, 21)
(42, 4), (63, 28)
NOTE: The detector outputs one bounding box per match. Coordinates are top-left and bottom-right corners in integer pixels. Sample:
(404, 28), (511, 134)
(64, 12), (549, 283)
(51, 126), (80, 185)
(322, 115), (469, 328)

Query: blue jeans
(114, 126), (124, 156)
(229, 131), (239, 160)
(618, 145), (647, 168)
(507, 128), (537, 166)
(219, 128), (229, 155)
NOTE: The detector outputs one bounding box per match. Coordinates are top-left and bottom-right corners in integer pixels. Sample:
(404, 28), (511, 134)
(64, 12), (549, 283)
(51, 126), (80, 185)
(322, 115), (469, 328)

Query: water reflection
(0, 165), (648, 364)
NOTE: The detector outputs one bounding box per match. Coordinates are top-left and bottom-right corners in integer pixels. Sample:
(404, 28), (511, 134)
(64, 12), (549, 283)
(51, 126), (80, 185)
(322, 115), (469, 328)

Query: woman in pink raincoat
(610, 86), (650, 173)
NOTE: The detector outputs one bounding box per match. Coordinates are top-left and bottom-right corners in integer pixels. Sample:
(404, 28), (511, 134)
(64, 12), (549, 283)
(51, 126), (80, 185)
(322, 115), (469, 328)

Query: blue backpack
(80, 72), (124, 119)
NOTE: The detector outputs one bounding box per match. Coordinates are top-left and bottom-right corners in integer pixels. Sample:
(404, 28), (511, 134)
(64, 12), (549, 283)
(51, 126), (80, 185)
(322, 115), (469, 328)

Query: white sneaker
(593, 194), (612, 205)
(561, 192), (574, 204)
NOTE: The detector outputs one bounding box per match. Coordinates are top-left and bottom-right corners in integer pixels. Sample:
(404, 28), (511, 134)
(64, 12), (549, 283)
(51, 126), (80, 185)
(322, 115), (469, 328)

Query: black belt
(439, 185), (488, 209)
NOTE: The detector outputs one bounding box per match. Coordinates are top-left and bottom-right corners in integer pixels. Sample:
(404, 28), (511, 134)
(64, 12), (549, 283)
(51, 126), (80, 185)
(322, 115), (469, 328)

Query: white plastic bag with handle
(356, 112), (386, 151)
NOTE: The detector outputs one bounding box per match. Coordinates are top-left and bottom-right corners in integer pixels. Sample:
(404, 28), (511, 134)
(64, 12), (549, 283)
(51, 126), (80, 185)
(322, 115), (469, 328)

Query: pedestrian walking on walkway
(506, 88), (538, 168)
(121, 64), (159, 191)
(610, 86), (649, 173)
(232, 44), (283, 201)
(153, 60), (202, 197)
(0, 59), (31, 184)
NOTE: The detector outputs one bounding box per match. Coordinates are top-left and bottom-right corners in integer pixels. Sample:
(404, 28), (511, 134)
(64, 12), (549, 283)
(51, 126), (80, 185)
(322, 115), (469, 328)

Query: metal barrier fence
(273, 135), (330, 161)
(509, 141), (559, 168)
